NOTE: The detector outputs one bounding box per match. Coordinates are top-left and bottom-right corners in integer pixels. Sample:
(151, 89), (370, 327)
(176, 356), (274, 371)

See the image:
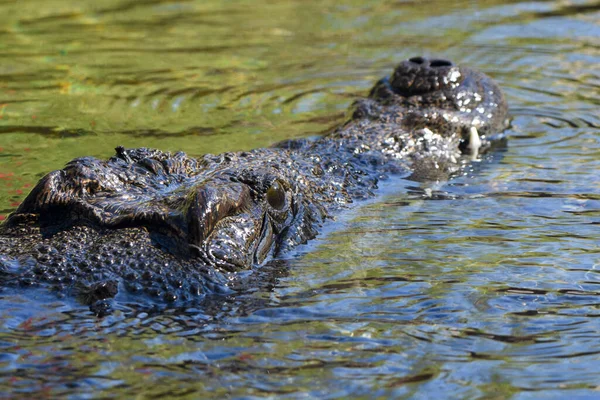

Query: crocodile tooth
(468, 126), (482, 159)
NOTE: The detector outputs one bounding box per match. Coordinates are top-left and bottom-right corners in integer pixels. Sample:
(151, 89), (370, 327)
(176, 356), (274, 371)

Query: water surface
(0, 0), (599, 398)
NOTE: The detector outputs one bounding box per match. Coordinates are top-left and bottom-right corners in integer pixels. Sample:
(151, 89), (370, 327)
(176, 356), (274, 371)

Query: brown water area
(0, 0), (599, 398)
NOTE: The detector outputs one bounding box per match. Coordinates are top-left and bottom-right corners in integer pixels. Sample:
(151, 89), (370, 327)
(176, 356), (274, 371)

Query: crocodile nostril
(409, 56), (426, 65)
(430, 59), (453, 67)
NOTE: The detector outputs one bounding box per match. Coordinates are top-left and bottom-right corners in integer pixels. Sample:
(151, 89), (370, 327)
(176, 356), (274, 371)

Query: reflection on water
(1, 0), (599, 398)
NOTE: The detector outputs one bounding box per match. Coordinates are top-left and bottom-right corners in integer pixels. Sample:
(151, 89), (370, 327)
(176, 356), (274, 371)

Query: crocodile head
(4, 147), (324, 273)
(0, 57), (508, 307)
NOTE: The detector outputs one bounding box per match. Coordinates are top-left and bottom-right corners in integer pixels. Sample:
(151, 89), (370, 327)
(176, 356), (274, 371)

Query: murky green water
(1, 0), (599, 398)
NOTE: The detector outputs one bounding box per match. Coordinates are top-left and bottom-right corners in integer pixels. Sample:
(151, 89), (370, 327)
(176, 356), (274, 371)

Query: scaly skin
(0, 57), (508, 312)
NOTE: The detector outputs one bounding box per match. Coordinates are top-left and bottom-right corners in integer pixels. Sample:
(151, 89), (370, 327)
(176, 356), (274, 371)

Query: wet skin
(0, 57), (508, 311)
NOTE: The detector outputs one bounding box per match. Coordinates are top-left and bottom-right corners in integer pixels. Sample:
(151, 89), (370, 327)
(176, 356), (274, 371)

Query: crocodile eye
(266, 181), (286, 210)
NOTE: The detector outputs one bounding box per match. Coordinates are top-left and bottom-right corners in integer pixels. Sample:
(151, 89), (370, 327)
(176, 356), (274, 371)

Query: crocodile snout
(390, 56), (461, 97)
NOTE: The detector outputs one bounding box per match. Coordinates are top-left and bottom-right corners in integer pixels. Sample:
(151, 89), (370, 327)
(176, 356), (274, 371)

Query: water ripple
(1, 0), (600, 398)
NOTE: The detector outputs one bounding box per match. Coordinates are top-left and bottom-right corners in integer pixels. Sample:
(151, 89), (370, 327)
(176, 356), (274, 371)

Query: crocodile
(0, 57), (508, 313)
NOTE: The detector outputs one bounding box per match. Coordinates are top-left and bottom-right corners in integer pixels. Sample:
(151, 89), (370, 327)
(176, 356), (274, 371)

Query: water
(0, 0), (599, 398)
